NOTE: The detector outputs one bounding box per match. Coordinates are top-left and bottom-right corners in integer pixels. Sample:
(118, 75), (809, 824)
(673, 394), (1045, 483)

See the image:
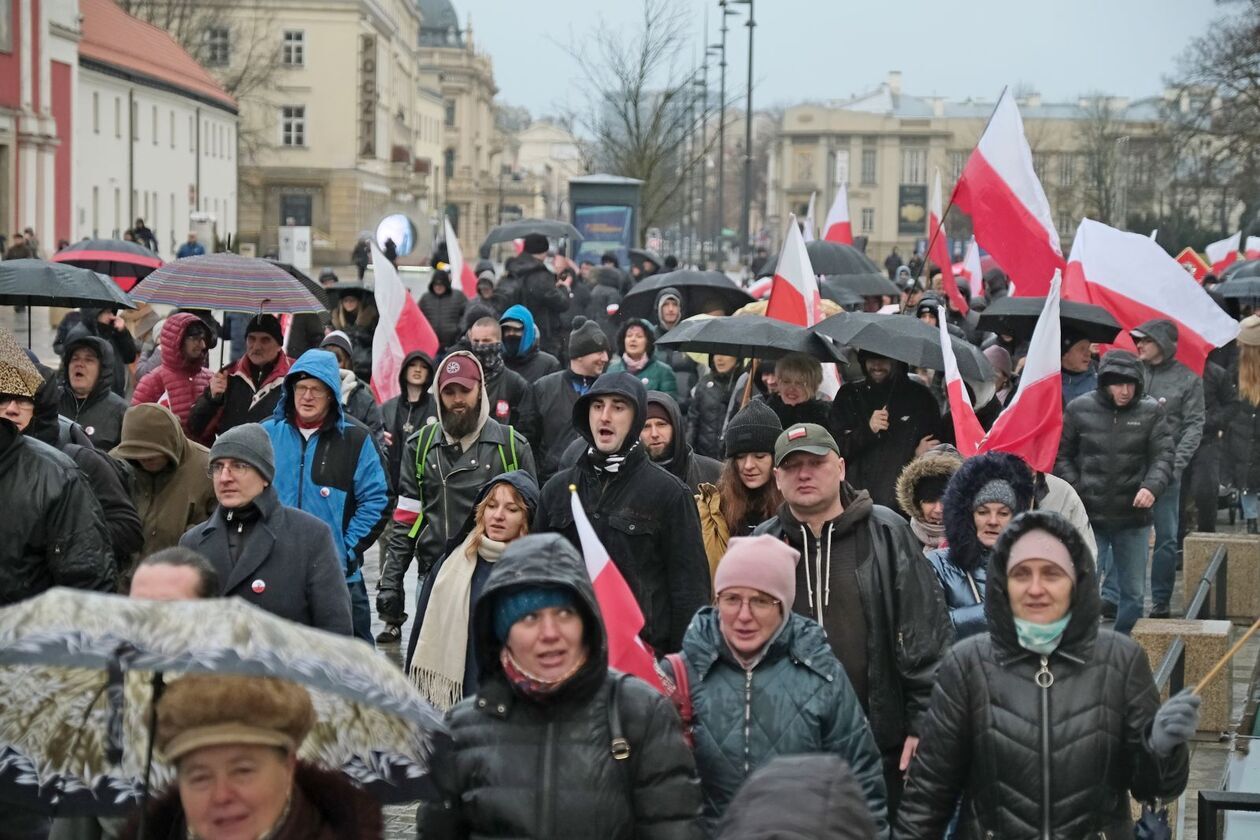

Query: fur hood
(941, 451), (1035, 571)
(895, 448), (964, 521)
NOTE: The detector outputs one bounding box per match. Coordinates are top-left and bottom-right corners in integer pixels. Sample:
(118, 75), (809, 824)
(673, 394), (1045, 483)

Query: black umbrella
(481, 219), (583, 249)
(0, 260), (136, 347)
(976, 296), (1122, 343)
(756, 240), (884, 279)
(1217, 276), (1260, 299)
(628, 248), (664, 269)
(818, 280), (865, 308)
(619, 270), (753, 319)
(657, 315), (845, 364)
(1222, 259), (1260, 283)
(824, 273), (901, 298)
(814, 312), (994, 381)
(264, 260), (330, 308)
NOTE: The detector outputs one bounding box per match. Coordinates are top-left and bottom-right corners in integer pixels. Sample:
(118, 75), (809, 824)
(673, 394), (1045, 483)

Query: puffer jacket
(416, 533), (702, 839)
(688, 364), (739, 459)
(1134, 318), (1204, 479)
(187, 351), (293, 442)
(509, 254), (571, 359)
(420, 277), (468, 351)
(130, 313), (212, 434)
(500, 304), (561, 382)
(715, 755), (880, 840)
(681, 608), (888, 837)
(57, 336), (130, 451)
(896, 511), (1190, 839)
(925, 452), (1035, 641)
(647, 390), (721, 494)
(1055, 350), (1175, 530)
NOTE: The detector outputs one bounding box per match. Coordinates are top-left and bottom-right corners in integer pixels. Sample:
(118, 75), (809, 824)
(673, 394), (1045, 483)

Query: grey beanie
(569, 316), (610, 358)
(973, 478), (1017, 511)
(209, 423), (275, 484)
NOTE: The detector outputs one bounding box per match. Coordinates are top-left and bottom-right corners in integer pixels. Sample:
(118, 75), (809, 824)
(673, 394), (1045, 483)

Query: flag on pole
(1064, 219), (1240, 375)
(444, 217), (479, 298)
(370, 241), (439, 404)
(951, 89), (1064, 297)
(823, 183), (854, 244)
(570, 487), (665, 693)
(767, 214), (824, 327)
(929, 169), (968, 315)
(1246, 236), (1260, 261)
(802, 192), (817, 242)
(939, 305), (985, 455)
(976, 271), (1064, 472)
(1205, 232), (1241, 275)
(961, 237), (984, 289)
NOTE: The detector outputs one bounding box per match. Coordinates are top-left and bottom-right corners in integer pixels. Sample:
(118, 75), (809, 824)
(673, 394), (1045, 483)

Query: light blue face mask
(1014, 612), (1072, 656)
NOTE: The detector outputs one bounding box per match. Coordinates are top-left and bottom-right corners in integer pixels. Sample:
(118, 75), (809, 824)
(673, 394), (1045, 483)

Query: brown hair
(1241, 344), (1260, 407)
(774, 352), (823, 394)
(717, 456), (783, 534)
(466, 481), (531, 559)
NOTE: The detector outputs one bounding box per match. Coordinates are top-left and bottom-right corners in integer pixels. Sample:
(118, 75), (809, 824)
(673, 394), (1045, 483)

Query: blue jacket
(176, 241), (205, 259)
(261, 349), (389, 582)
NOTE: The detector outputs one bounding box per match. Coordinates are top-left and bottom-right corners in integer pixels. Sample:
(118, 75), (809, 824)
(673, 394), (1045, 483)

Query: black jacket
(188, 353), (292, 442)
(0, 420), (115, 604)
(180, 485), (352, 635)
(896, 511), (1190, 839)
(64, 308), (138, 397)
(647, 390), (721, 494)
(590, 268), (624, 345)
(508, 254), (571, 358)
(416, 533), (702, 839)
(56, 336), (129, 451)
(716, 755), (881, 840)
(420, 279), (469, 351)
(536, 373), (712, 654)
(760, 393), (834, 432)
(1055, 351), (1174, 530)
(380, 350), (438, 486)
(530, 368), (599, 481)
(752, 491), (950, 752)
(688, 366), (738, 459)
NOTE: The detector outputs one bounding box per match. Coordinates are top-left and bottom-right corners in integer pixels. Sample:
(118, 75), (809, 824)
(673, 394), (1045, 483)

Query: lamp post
(716, 1), (736, 265)
(733, 0), (755, 266)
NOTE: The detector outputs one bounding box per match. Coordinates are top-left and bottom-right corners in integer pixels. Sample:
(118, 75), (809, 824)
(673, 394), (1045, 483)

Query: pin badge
(320, 487), (331, 497)
(252, 579), (266, 593)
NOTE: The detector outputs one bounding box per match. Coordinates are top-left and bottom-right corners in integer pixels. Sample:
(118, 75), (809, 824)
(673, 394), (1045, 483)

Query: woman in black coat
(897, 510), (1197, 839)
(688, 355), (741, 460)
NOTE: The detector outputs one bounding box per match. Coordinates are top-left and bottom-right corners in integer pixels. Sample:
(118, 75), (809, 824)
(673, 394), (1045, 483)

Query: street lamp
(732, 0), (754, 266)
(716, 1), (737, 264)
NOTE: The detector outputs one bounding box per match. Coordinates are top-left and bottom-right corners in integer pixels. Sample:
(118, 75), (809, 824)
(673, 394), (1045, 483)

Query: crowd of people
(5, 226), (1249, 839)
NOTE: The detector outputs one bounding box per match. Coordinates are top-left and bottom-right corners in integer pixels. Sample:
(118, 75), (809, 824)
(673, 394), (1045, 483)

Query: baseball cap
(438, 354), (482, 390)
(774, 423), (840, 466)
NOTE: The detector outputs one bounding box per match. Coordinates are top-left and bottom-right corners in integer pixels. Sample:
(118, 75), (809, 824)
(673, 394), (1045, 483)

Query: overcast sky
(451, 0), (1225, 117)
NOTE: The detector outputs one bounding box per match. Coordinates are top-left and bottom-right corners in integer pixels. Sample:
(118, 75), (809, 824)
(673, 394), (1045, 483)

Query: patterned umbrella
(52, 239), (163, 293)
(0, 589), (448, 815)
(131, 253), (326, 314)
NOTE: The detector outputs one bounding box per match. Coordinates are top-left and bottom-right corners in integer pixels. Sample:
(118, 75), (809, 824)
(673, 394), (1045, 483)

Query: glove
(1150, 688), (1201, 756)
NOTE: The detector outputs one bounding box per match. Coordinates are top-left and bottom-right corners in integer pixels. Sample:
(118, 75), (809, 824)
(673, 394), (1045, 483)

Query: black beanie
(245, 314), (283, 344)
(724, 399), (783, 459)
(569, 316), (609, 359)
(523, 233), (549, 255)
(913, 474), (950, 506)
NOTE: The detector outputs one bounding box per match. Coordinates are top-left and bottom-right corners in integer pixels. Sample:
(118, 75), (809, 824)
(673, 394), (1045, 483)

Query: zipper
(297, 434), (309, 507)
(742, 669), (753, 774)
(1036, 655), (1054, 839)
(538, 719), (556, 836)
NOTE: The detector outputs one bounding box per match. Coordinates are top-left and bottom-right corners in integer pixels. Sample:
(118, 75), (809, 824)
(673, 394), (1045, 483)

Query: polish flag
(823, 183), (854, 244)
(1246, 236), (1260, 261)
(952, 89), (1064, 297)
(938, 305), (985, 456)
(1064, 218), (1239, 375)
(976, 271), (1064, 472)
(445, 217), (479, 298)
(767, 214), (824, 327)
(571, 488), (665, 692)
(370, 241), (439, 404)
(802, 192), (817, 242)
(1174, 247), (1211, 283)
(929, 169), (968, 315)
(961, 237), (984, 287)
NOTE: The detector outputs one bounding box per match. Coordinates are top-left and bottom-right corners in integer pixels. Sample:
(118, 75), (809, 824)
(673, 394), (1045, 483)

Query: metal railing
(1198, 790), (1260, 839)
(1152, 544), (1229, 696)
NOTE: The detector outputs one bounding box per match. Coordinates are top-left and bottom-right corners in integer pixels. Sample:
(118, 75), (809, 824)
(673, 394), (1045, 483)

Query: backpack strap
(663, 653), (694, 747)
(496, 424), (520, 474)
(607, 673), (632, 762)
(406, 423), (442, 539)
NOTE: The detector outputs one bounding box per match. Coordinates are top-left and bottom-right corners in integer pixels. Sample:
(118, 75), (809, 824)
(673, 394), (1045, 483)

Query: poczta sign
(360, 35), (377, 158)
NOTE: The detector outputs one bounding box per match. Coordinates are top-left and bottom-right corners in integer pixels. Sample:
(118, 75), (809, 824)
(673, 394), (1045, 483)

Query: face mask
(502, 335), (523, 357)
(472, 343), (504, 372)
(1014, 612), (1071, 655)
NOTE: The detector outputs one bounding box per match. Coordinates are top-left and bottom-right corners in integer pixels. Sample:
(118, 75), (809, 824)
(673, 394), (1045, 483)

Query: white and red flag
(802, 192), (817, 242)
(444, 217), (479, 298)
(929, 169), (968, 315)
(823, 183), (853, 244)
(1205, 232), (1241, 276)
(959, 237), (984, 287)
(766, 214), (824, 327)
(952, 89), (1064, 297)
(976, 271), (1064, 472)
(1064, 218), (1239, 375)
(1246, 236), (1260, 261)
(571, 487), (665, 692)
(1174, 246), (1211, 283)
(370, 241), (439, 405)
(938, 305), (985, 456)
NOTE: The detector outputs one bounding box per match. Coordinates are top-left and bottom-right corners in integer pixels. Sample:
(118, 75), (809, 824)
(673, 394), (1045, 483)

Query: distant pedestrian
(893, 446), (963, 556)
(607, 318), (677, 395)
(883, 248), (902, 280)
(132, 218), (157, 251)
(1060, 332), (1098, 406)
(351, 238), (370, 279)
(319, 331), (385, 440)
(176, 231), (205, 259)
(131, 313), (213, 436)
(57, 336), (129, 450)
(499, 305), (561, 381)
(1224, 315), (1260, 532)
(328, 286), (378, 382)
(189, 314), (291, 441)
(507, 233), (571, 360)
(419, 270), (468, 353)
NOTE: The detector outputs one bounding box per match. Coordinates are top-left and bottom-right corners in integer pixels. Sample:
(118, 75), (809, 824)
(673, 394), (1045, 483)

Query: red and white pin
(251, 579), (266, 594)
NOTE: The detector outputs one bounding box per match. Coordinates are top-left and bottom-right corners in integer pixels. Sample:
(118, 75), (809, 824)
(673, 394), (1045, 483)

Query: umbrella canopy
(132, 253), (326, 314)
(824, 273), (901, 298)
(264, 259), (331, 308)
(481, 218), (583, 250)
(1217, 275), (1260, 299)
(628, 248), (664, 269)
(657, 315), (845, 364)
(815, 312), (994, 381)
(619, 270), (753, 319)
(1221, 259), (1260, 283)
(818, 279), (865, 308)
(755, 240), (884, 279)
(0, 589), (447, 815)
(52, 239), (162, 293)
(0, 260), (136, 309)
(976, 296), (1122, 343)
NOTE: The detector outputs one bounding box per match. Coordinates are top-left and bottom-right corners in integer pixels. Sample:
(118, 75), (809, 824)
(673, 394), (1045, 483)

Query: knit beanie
(1006, 528), (1077, 583)
(522, 233), (550, 256)
(319, 330), (354, 359)
(973, 479), (1017, 511)
(714, 536), (800, 608)
(245, 314), (283, 344)
(983, 345), (1013, 378)
(645, 400), (671, 425)
(493, 586), (575, 642)
(569, 317), (610, 359)
(724, 400), (784, 459)
(208, 422), (276, 483)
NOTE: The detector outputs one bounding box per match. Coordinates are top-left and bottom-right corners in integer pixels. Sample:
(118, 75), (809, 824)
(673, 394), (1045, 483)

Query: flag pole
(1193, 615), (1260, 696)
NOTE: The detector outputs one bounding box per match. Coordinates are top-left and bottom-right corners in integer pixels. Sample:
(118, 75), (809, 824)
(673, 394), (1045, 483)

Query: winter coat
(57, 336), (129, 451)
(1035, 472), (1098, 560)
(761, 393), (833, 433)
(261, 350), (390, 583)
(752, 491), (951, 753)
(653, 291), (700, 415)
(892, 448), (963, 549)
(416, 533), (702, 840)
(925, 452), (1035, 641)
(187, 352), (292, 442)
(0, 421), (115, 604)
(420, 279), (468, 351)
(536, 373), (712, 654)
(337, 368), (385, 441)
(329, 299), (378, 382)
(130, 313), (212, 435)
(1061, 360), (1098, 406)
(508, 254), (571, 358)
(111, 404), (216, 560)
(1134, 318), (1205, 480)
(1055, 351), (1175, 530)
(181, 485), (352, 634)
(895, 511), (1190, 839)
(608, 353), (678, 396)
(1224, 392), (1260, 491)
(647, 390), (721, 494)
(530, 368), (599, 481)
(680, 608), (888, 837)
(590, 268), (624, 345)
(500, 304), (562, 382)
(688, 366), (739, 459)
(481, 360), (537, 437)
(63, 308), (138, 397)
(381, 350), (438, 486)
(715, 755), (880, 840)
(284, 310), (329, 358)
(831, 362), (944, 510)
(124, 761), (382, 840)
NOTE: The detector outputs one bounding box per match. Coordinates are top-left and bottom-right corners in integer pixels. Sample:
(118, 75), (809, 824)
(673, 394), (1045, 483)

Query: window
(1058, 211), (1074, 236)
(205, 27), (230, 66)
(114, 98), (121, 138)
(860, 148), (877, 185)
(152, 105), (158, 145)
(282, 30), (305, 66)
(444, 99), (456, 127)
(444, 147), (455, 176)
(949, 150), (967, 181)
(226, 127), (233, 160)
(92, 92), (99, 133)
(170, 111), (175, 148)
(1033, 153), (1047, 183)
(860, 207), (875, 233)
(833, 149), (849, 186)
(900, 148), (926, 184)
(1058, 153), (1075, 187)
(281, 106), (306, 146)
(113, 188), (121, 236)
(131, 106), (139, 141)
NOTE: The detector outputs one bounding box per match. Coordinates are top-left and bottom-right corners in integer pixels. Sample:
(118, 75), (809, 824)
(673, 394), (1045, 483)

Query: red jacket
(131, 313), (212, 434)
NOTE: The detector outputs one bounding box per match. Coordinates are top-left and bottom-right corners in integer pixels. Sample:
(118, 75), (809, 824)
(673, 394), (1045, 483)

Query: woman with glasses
(178, 422), (352, 634)
(671, 535), (888, 838)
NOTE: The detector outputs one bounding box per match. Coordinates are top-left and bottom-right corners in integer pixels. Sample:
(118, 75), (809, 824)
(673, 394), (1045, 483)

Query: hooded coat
(507, 254), (572, 359)
(652, 287), (699, 413)
(893, 448), (963, 556)
(681, 608), (889, 837)
(63, 307), (138, 397)
(381, 350), (439, 484)
(130, 313), (213, 434)
(57, 336), (129, 451)
(187, 350), (293, 443)
(111, 403), (216, 560)
(688, 363), (740, 460)
(535, 372), (712, 653)
(500, 304), (562, 382)
(420, 275), (468, 351)
(715, 755), (880, 840)
(1055, 351), (1175, 530)
(646, 390), (721, 494)
(416, 533), (702, 839)
(925, 452), (1036, 641)
(1132, 318), (1205, 480)
(607, 319), (678, 395)
(896, 511), (1190, 839)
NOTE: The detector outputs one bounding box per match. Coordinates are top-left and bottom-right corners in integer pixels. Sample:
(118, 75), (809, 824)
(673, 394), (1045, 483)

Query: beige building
(512, 120), (585, 220)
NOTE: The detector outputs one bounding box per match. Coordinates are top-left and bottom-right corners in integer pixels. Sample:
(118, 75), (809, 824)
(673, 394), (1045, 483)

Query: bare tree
(1075, 94), (1129, 226)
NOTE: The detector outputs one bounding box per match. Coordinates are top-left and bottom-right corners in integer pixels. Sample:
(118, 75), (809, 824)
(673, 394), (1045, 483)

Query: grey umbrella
(815, 312), (994, 381)
(481, 219), (583, 249)
(0, 260), (136, 347)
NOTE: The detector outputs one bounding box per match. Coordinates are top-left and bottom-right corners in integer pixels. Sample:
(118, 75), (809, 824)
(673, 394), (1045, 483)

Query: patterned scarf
(621, 352), (649, 373)
(500, 647), (587, 701)
(587, 441), (638, 474)
(910, 517), (947, 550)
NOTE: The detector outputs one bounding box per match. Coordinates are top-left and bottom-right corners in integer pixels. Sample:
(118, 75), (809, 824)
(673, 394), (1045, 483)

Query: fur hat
(157, 674), (315, 762)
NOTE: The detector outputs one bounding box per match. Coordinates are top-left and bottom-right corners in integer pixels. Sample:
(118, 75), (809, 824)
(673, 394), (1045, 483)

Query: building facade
(512, 120), (585, 221)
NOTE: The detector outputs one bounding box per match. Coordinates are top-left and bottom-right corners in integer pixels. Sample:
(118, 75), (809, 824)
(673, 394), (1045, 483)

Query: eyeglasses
(292, 384), (328, 399)
(717, 593), (782, 614)
(0, 395), (35, 408)
(208, 460), (255, 478)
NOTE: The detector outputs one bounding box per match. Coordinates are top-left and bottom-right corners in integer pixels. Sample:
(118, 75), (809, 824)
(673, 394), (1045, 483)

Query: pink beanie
(714, 536), (801, 608)
(1006, 529), (1077, 583)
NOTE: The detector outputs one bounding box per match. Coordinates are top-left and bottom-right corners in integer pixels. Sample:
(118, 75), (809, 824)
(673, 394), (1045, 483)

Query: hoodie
(130, 313), (213, 433)
(62, 307), (138, 396)
(1132, 318), (1205, 478)
(57, 335), (129, 451)
(644, 390), (720, 494)
(381, 350), (438, 482)
(499, 304), (560, 382)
